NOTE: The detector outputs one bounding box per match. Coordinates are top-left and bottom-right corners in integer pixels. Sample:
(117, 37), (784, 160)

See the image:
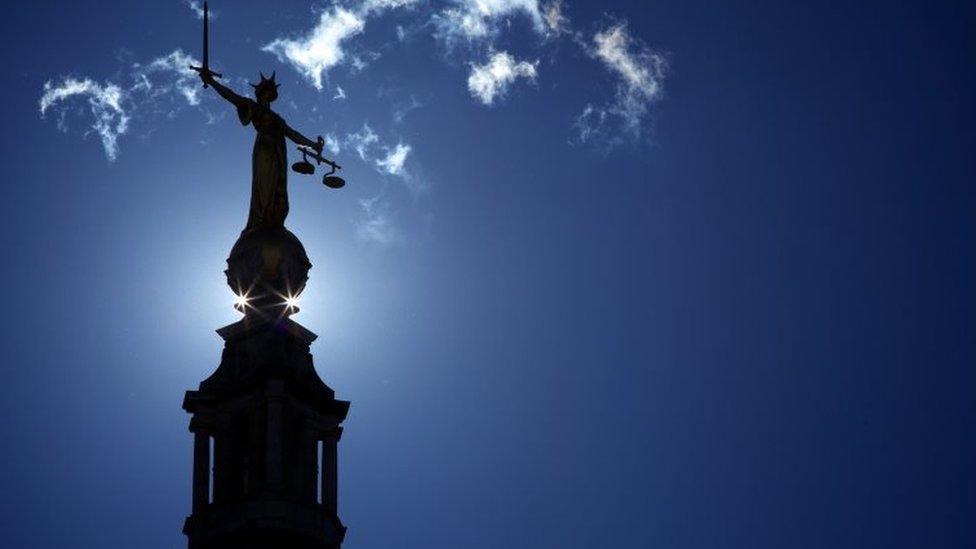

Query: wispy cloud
(261, 0), (668, 150)
(263, 7), (365, 90)
(433, 0), (562, 44)
(467, 51), (538, 105)
(262, 0), (419, 90)
(185, 0), (206, 19)
(572, 103), (605, 145)
(132, 49), (203, 106)
(343, 124), (424, 194)
(575, 21), (667, 146)
(40, 2), (667, 182)
(594, 23), (666, 110)
(356, 195), (399, 244)
(392, 95), (423, 124)
(362, 0), (420, 11)
(39, 79), (129, 161)
(375, 143), (411, 175)
(324, 132), (342, 154)
(38, 48), (204, 161)
(347, 124), (380, 160)
(185, 0), (219, 20)
(542, 0), (568, 36)
(255, 1), (666, 149)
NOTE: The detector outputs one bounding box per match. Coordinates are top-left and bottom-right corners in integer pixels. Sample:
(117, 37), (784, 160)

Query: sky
(1, 0), (974, 547)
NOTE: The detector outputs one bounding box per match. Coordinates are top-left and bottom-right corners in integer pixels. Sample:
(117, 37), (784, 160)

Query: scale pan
(292, 161), (315, 175)
(323, 175), (346, 189)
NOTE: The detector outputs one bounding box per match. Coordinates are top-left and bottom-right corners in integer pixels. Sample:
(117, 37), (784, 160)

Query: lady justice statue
(200, 68), (322, 230)
(190, 2), (344, 318)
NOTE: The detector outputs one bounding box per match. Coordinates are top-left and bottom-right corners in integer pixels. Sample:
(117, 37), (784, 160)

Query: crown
(249, 71), (281, 90)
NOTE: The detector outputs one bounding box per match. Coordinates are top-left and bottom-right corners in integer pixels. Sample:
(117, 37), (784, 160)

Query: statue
(189, 1), (344, 318)
(200, 69), (322, 230)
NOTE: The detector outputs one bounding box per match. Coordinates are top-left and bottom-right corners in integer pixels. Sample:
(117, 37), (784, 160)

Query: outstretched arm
(198, 70), (248, 110)
(285, 124), (324, 152)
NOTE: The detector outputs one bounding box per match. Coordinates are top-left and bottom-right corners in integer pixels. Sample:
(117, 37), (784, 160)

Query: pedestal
(182, 316), (349, 549)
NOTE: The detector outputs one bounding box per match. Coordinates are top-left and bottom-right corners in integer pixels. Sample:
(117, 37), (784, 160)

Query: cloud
(362, 0), (420, 11)
(185, 0), (220, 21)
(258, 1), (665, 149)
(39, 78), (130, 161)
(375, 143), (411, 175)
(572, 103), (605, 144)
(343, 124), (424, 193)
(346, 124), (380, 160)
(39, 49), (205, 161)
(433, 0), (562, 44)
(185, 0), (206, 19)
(133, 49), (203, 106)
(263, 7), (365, 90)
(324, 133), (342, 154)
(356, 195), (398, 244)
(263, 0), (419, 90)
(542, 0), (568, 36)
(575, 21), (667, 145)
(392, 95), (422, 124)
(467, 51), (537, 105)
(593, 23), (665, 106)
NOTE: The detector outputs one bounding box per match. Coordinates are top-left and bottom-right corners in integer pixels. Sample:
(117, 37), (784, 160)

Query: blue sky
(1, 1), (974, 547)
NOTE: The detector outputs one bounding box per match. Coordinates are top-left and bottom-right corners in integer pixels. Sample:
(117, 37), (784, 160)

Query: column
(321, 427), (342, 514)
(302, 419), (319, 503)
(265, 381), (285, 490)
(192, 431), (210, 513)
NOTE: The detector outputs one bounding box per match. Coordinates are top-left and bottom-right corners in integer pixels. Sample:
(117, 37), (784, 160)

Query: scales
(292, 145), (346, 189)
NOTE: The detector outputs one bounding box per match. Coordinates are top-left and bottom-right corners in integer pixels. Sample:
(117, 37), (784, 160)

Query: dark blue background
(1, 1), (973, 547)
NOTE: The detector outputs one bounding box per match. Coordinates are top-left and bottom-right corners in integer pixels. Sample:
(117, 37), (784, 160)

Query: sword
(188, 1), (222, 88)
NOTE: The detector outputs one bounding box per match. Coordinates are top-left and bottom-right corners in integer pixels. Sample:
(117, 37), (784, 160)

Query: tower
(183, 226), (349, 548)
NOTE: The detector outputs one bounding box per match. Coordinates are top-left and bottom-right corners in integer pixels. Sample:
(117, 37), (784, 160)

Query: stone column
(302, 419), (319, 503)
(321, 428), (342, 513)
(265, 380), (285, 490)
(192, 431), (210, 513)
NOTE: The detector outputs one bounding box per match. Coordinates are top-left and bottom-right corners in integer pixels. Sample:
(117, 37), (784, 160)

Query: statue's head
(250, 71), (280, 103)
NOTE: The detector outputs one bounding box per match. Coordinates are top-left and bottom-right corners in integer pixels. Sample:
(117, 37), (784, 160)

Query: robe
(238, 100), (289, 230)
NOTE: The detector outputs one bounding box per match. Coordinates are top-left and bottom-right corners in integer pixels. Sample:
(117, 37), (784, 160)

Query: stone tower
(183, 226), (350, 549)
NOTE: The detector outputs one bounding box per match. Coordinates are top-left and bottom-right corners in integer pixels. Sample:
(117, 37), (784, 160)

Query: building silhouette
(182, 226), (349, 548)
(181, 5), (350, 542)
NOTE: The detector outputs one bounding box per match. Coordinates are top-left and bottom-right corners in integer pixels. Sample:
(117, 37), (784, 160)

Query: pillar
(192, 431), (210, 513)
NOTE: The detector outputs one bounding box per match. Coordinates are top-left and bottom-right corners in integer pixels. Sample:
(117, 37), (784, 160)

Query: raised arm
(199, 70), (249, 110)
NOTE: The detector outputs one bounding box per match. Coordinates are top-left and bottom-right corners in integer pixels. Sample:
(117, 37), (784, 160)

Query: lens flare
(234, 292), (249, 310)
(285, 295), (299, 310)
